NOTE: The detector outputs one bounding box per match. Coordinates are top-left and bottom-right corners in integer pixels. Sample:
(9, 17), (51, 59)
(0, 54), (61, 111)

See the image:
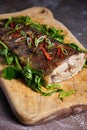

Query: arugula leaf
(6, 56), (14, 65)
(0, 48), (8, 56)
(46, 83), (61, 90)
(41, 89), (59, 96)
(58, 89), (77, 101)
(22, 63), (45, 92)
(30, 22), (64, 43)
(4, 17), (13, 29)
(84, 59), (87, 68)
(0, 41), (8, 49)
(3, 66), (21, 80)
(4, 16), (64, 43)
(68, 43), (87, 53)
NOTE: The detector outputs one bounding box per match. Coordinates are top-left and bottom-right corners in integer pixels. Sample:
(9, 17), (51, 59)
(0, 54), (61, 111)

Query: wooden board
(0, 7), (87, 125)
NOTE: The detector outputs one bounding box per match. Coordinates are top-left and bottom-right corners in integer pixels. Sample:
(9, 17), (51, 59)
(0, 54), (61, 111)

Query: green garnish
(84, 59), (87, 68)
(22, 62), (45, 93)
(35, 36), (45, 47)
(46, 83), (61, 90)
(0, 41), (14, 65)
(1, 16), (84, 100)
(3, 66), (21, 80)
(4, 17), (13, 29)
(68, 43), (87, 53)
(58, 89), (77, 101)
(4, 16), (87, 53)
(4, 16), (64, 43)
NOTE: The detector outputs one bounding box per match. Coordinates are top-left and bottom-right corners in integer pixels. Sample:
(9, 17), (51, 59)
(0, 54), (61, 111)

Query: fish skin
(0, 20), (85, 83)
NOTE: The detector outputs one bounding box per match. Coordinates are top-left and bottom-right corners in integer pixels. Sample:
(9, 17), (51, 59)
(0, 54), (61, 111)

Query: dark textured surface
(0, 0), (87, 130)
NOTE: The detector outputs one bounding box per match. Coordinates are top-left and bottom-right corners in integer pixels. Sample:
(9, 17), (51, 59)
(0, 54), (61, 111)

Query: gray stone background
(0, 0), (87, 130)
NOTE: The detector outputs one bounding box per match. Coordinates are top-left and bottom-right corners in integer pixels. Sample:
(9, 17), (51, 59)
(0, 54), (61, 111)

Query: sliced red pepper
(55, 43), (58, 46)
(40, 44), (52, 61)
(10, 22), (15, 28)
(57, 46), (64, 58)
(58, 47), (61, 55)
(60, 52), (64, 58)
(11, 31), (19, 39)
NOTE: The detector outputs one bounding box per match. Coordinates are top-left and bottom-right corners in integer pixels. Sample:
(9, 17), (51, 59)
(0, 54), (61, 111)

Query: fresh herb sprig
(68, 43), (87, 53)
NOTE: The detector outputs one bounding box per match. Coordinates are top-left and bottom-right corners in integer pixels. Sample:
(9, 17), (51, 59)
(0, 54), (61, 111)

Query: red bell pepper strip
(58, 47), (61, 55)
(40, 44), (52, 61)
(10, 22), (15, 28)
(11, 28), (20, 39)
(58, 46), (64, 58)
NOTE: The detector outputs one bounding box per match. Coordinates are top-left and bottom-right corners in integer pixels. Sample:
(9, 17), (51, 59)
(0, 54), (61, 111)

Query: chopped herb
(46, 83), (61, 90)
(4, 16), (64, 43)
(22, 62), (45, 92)
(68, 43), (87, 53)
(61, 47), (68, 55)
(58, 89), (77, 101)
(35, 35), (45, 47)
(0, 41), (14, 65)
(27, 37), (32, 48)
(0, 40), (8, 49)
(20, 30), (26, 38)
(3, 66), (21, 80)
(84, 59), (87, 68)
(4, 17), (13, 29)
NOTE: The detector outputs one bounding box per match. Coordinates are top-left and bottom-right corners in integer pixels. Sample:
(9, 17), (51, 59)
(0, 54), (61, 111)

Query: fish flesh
(0, 19), (86, 84)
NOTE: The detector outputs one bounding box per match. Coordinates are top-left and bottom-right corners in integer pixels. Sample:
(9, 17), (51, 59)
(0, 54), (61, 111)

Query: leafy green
(4, 16), (64, 43)
(58, 89), (77, 101)
(6, 56), (14, 65)
(68, 43), (87, 53)
(0, 41), (16, 65)
(41, 89), (59, 96)
(0, 40), (22, 80)
(0, 40), (8, 49)
(22, 62), (76, 98)
(46, 83), (61, 90)
(4, 17), (13, 29)
(14, 56), (22, 70)
(84, 59), (87, 68)
(22, 63), (45, 92)
(3, 66), (21, 80)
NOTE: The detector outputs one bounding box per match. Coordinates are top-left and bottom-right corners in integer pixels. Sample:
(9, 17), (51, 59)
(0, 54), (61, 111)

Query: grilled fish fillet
(0, 19), (86, 84)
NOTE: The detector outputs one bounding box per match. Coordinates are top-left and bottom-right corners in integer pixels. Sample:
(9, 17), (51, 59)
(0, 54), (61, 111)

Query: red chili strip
(58, 47), (61, 55)
(57, 46), (64, 58)
(11, 31), (19, 39)
(10, 22), (15, 28)
(60, 52), (64, 58)
(40, 44), (52, 60)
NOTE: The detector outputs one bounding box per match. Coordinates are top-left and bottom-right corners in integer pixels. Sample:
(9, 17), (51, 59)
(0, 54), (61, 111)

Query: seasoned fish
(0, 18), (86, 84)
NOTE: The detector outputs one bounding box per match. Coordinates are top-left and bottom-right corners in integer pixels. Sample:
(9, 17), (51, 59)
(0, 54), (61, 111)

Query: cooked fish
(0, 19), (86, 84)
